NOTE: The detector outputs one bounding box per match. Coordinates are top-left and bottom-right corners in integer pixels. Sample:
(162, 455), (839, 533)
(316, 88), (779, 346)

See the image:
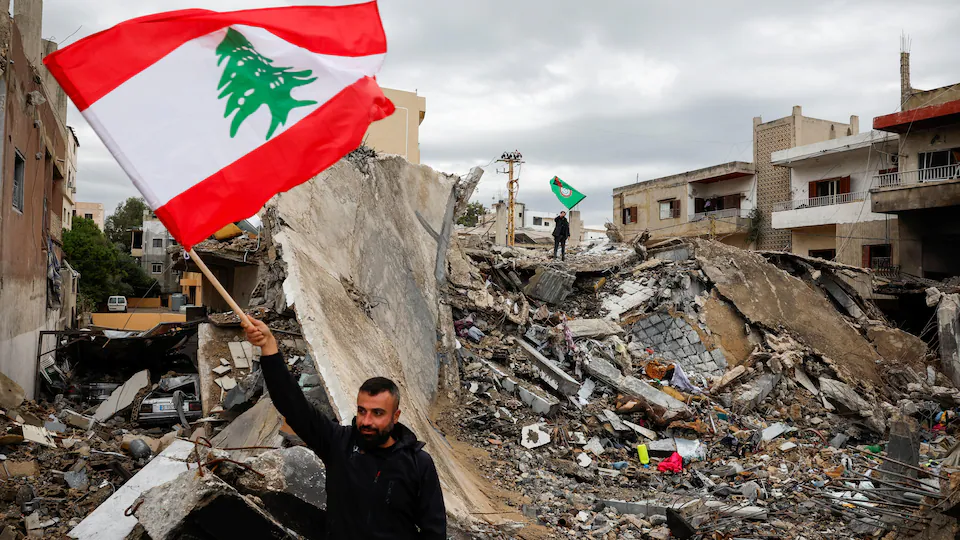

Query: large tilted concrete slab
(693, 239), (882, 385)
(264, 155), (493, 520)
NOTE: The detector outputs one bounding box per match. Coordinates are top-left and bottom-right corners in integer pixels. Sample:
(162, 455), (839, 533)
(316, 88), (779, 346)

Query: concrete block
(524, 267), (576, 305)
(133, 469), (293, 539)
(517, 385), (560, 416)
(566, 319), (625, 339)
(938, 294), (960, 388)
(233, 447), (327, 537)
(710, 348), (727, 366)
(686, 330), (700, 344)
(517, 340), (581, 396)
(94, 370), (150, 422)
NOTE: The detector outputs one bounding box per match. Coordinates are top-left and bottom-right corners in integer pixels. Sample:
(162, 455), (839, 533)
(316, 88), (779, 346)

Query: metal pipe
(853, 448), (949, 481)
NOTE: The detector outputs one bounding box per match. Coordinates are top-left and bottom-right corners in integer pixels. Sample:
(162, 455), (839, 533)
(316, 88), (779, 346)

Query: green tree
(104, 197), (148, 251)
(63, 217), (159, 306)
(216, 28), (317, 140)
(456, 202), (487, 227)
(63, 217), (119, 304)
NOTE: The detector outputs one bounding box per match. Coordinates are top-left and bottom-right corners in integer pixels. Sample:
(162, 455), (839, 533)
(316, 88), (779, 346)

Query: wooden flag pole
(188, 248), (252, 328)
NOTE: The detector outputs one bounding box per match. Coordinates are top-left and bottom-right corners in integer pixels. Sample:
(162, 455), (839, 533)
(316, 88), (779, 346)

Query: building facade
(74, 202), (104, 230)
(62, 127), (78, 230)
(0, 0), (74, 397)
(612, 161), (757, 248)
(868, 51), (960, 280)
(136, 212), (181, 295)
(753, 107), (859, 250)
(770, 131), (900, 270)
(363, 88), (426, 164)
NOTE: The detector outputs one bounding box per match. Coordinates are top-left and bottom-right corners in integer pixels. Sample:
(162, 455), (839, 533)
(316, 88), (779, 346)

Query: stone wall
(629, 312), (728, 377)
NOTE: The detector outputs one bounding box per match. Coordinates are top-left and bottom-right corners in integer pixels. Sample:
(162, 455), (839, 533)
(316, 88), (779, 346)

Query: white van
(107, 296), (128, 313)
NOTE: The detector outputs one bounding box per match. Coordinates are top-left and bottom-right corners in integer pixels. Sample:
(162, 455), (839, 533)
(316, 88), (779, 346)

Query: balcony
(874, 164), (960, 188)
(772, 191), (869, 212)
(771, 191), (871, 229)
(689, 208), (750, 221)
(870, 166), (960, 213)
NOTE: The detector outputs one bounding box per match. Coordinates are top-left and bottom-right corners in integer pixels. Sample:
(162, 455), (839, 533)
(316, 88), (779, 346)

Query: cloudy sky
(41, 0), (960, 227)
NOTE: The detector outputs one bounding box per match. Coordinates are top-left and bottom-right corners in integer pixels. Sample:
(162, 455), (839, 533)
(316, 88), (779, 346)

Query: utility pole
(497, 150), (523, 246)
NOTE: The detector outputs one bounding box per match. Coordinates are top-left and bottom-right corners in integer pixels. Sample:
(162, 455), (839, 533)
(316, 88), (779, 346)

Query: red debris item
(657, 452), (683, 473)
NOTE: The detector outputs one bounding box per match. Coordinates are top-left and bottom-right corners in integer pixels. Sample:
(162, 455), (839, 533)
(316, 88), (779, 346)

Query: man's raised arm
(245, 317), (340, 460)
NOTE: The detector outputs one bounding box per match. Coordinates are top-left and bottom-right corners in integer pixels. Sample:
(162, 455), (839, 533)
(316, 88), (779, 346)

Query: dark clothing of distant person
(552, 215), (570, 260)
(261, 352), (447, 539)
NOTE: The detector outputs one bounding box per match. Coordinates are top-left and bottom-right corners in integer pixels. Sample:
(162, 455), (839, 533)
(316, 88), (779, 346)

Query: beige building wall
(835, 218), (900, 268)
(364, 88), (426, 164)
(897, 124), (960, 174)
(790, 225), (837, 256)
(754, 106), (856, 250)
(613, 178), (688, 240)
(74, 202), (105, 230)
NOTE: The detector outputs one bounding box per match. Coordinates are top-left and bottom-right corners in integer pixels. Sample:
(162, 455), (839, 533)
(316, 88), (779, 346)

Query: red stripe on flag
(43, 2), (386, 111)
(154, 76), (395, 249)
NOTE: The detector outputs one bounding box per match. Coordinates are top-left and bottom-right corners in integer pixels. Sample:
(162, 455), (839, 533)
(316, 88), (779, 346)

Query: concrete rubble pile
(443, 230), (960, 538)
(10, 150), (960, 538)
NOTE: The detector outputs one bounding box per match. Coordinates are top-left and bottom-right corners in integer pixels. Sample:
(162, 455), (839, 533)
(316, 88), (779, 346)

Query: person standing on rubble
(552, 210), (571, 260)
(245, 317), (447, 539)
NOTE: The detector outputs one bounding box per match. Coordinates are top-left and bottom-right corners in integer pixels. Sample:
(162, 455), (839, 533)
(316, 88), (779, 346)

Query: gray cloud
(39, 1), (960, 227)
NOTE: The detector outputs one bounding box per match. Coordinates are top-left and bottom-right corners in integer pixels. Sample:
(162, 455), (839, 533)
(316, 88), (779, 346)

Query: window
(659, 199), (680, 220)
(807, 176), (850, 205)
(918, 149), (960, 181)
(809, 249), (836, 261)
(533, 217), (543, 226)
(151, 263), (163, 274)
(168, 238), (178, 246)
(622, 206), (637, 224)
(152, 238), (163, 248)
(862, 244), (892, 270)
(12, 150), (24, 212)
(84, 213), (93, 220)
(694, 194), (741, 214)
(132, 231), (143, 249)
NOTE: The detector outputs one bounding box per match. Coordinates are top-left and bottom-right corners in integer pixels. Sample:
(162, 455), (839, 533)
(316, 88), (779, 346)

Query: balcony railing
(870, 257), (899, 277)
(875, 164), (960, 188)
(689, 208), (750, 221)
(772, 191), (869, 213)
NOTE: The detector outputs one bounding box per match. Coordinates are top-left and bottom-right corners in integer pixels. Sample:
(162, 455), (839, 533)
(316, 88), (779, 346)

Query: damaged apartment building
(0, 0), (79, 396)
(613, 106), (861, 252)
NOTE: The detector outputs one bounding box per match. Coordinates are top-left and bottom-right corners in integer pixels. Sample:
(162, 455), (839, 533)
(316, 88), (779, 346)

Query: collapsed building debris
(8, 152), (960, 539)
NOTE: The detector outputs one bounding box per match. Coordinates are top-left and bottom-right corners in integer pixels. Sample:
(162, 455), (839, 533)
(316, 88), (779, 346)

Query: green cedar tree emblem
(215, 28), (318, 140)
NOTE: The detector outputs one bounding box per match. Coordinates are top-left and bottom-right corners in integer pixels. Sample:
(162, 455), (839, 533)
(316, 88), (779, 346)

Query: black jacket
(552, 215), (570, 239)
(261, 353), (446, 539)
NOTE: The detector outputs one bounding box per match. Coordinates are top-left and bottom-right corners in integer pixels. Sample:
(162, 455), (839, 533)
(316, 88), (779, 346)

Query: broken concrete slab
(0, 371), (25, 410)
(793, 368), (819, 396)
(0, 459), (38, 479)
(62, 409), (95, 430)
(209, 398), (283, 461)
(94, 369), (150, 422)
(133, 468), (293, 539)
(566, 319), (625, 339)
(521, 423), (551, 449)
(819, 377), (886, 433)
(939, 294), (960, 389)
(19, 425), (56, 448)
(602, 409), (630, 432)
(264, 155), (497, 520)
(212, 365), (232, 376)
(231, 446), (327, 537)
(583, 355), (690, 425)
(523, 266), (575, 305)
(866, 325), (928, 368)
(69, 439), (194, 540)
(482, 360), (559, 416)
(516, 340), (581, 396)
(693, 239), (881, 385)
(734, 372), (782, 413)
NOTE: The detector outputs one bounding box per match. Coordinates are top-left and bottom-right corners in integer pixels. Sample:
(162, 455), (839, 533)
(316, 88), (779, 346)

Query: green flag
(549, 176), (586, 209)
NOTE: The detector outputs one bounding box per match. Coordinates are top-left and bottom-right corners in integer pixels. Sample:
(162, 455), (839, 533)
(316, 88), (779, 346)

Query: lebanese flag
(44, 2), (395, 248)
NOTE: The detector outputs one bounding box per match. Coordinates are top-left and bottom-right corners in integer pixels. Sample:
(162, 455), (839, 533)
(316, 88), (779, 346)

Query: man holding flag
(44, 3), (448, 537)
(548, 176), (585, 260)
